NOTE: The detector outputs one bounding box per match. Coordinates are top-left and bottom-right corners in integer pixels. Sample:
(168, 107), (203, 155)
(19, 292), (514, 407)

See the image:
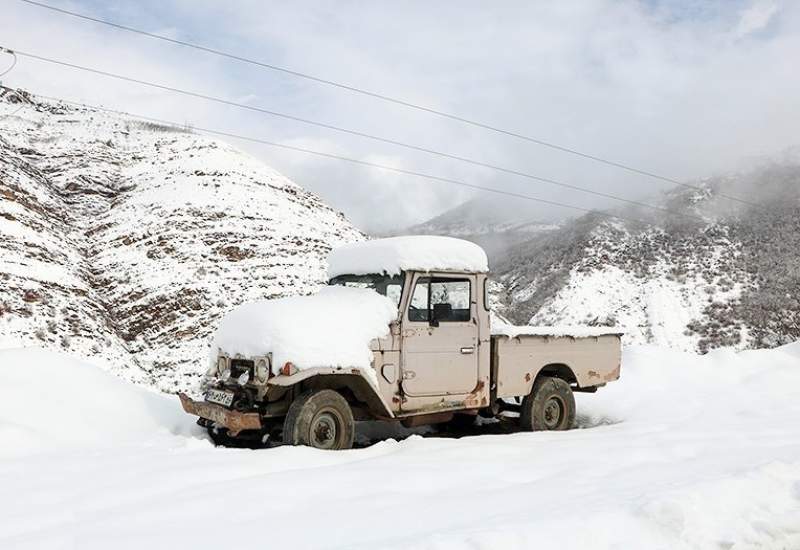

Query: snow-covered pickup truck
(179, 236), (622, 449)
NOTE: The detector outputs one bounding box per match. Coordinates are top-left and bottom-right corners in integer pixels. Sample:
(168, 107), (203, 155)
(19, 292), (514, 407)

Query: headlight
(218, 356), (230, 379)
(256, 358), (269, 382)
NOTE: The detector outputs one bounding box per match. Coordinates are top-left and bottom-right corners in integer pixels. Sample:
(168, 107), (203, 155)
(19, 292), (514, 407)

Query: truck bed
(490, 325), (622, 399)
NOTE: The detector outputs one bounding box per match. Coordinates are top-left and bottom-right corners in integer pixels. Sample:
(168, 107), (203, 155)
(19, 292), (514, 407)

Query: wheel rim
(542, 396), (564, 429)
(310, 410), (340, 449)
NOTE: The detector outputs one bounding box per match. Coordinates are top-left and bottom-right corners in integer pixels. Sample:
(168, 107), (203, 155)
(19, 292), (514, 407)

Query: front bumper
(178, 393), (262, 436)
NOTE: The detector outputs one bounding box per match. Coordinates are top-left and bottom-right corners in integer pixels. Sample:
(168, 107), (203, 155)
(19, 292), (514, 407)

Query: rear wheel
(520, 376), (575, 431)
(283, 389), (354, 450)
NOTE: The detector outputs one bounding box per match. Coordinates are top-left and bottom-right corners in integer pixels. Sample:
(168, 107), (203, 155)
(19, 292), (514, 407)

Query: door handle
(460, 347), (475, 354)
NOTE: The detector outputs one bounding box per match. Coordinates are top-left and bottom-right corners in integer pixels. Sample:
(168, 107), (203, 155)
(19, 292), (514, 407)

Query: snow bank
(577, 341), (800, 427)
(327, 235), (489, 278)
(1, 342), (799, 548)
(0, 348), (193, 457)
(212, 286), (397, 378)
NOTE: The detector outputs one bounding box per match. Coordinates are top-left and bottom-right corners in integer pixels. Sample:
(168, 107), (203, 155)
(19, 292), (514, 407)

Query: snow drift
(211, 286), (397, 376)
(0, 342), (798, 549)
(327, 235), (489, 278)
(0, 348), (194, 457)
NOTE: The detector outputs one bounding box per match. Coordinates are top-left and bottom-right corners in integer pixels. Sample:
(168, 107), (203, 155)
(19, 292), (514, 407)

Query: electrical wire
(22, 91), (677, 227)
(0, 47), (17, 78)
(8, 48), (707, 222)
(0, 48), (24, 118)
(14, 0), (759, 209)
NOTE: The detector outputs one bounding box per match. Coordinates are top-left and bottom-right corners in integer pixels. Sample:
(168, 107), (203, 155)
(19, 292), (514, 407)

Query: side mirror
(431, 303), (451, 327)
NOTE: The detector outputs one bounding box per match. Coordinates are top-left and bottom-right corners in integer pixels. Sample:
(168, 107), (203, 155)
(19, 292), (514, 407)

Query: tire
(520, 376), (575, 431)
(283, 389), (355, 450)
(207, 426), (271, 449)
(207, 425), (229, 446)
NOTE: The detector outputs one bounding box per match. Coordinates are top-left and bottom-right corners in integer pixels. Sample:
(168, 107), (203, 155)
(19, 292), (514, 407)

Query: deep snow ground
(1, 344), (799, 549)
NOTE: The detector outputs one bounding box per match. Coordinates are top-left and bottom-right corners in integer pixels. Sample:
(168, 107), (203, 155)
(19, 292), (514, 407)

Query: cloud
(1, 0), (799, 232)
(735, 0), (780, 37)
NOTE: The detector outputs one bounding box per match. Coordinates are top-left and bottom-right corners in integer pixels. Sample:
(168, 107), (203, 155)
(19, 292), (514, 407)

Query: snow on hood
(327, 236), (489, 278)
(212, 286), (398, 375)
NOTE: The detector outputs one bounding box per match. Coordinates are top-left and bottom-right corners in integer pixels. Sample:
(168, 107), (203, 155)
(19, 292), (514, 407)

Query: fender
(269, 367), (395, 419)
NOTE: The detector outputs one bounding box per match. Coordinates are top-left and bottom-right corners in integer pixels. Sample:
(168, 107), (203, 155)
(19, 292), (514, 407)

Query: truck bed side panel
(492, 334), (621, 399)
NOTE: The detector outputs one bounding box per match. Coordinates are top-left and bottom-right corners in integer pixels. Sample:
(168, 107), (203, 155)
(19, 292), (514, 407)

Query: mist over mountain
(404, 162), (800, 353)
(399, 194), (564, 260)
(0, 88), (362, 391)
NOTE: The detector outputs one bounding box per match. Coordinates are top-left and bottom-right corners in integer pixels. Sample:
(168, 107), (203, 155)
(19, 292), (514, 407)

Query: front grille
(230, 359), (254, 380)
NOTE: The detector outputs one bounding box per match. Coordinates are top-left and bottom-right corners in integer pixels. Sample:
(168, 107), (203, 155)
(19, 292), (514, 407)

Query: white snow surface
(327, 235), (489, 278)
(212, 286), (397, 376)
(2, 343), (799, 549)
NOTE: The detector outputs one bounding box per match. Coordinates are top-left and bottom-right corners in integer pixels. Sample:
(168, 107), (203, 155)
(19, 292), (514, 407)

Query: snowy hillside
(460, 165), (800, 354)
(0, 87), (363, 391)
(1, 343), (798, 548)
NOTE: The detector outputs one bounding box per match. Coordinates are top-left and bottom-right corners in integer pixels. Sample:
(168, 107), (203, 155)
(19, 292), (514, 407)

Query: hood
(211, 286), (397, 373)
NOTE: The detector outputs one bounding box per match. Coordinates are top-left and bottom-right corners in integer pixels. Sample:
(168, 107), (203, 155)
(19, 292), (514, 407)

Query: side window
(386, 282), (403, 305)
(407, 277), (471, 323)
(483, 278), (491, 311)
(408, 278), (430, 321)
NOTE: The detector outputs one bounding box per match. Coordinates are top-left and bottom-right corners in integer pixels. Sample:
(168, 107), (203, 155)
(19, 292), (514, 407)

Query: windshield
(328, 274), (404, 306)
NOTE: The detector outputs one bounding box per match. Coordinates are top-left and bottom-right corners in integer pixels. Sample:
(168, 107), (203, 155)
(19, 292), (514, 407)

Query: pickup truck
(179, 236), (622, 450)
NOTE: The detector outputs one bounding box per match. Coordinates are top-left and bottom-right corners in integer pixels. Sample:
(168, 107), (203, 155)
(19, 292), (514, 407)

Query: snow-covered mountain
(401, 195), (561, 259)
(492, 164), (800, 353)
(0, 87), (363, 391)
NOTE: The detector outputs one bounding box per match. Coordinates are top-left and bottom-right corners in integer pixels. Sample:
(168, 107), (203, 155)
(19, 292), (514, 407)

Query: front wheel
(520, 376), (575, 431)
(283, 389), (355, 450)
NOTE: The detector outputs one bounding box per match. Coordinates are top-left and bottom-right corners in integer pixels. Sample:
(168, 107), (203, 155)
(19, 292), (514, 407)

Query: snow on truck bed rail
(327, 235), (489, 278)
(212, 286), (397, 380)
(490, 313), (623, 338)
(492, 324), (624, 338)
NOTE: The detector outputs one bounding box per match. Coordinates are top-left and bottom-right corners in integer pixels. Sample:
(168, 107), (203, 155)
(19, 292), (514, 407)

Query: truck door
(400, 273), (479, 403)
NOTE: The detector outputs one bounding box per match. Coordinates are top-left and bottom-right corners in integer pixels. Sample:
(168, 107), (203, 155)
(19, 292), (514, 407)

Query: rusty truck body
(180, 237), (622, 450)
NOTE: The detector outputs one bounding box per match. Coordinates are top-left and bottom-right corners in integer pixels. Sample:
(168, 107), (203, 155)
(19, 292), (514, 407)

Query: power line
(8, 48), (706, 222)
(16, 89), (668, 227)
(0, 47), (17, 78)
(14, 0), (758, 208)
(0, 49), (23, 118)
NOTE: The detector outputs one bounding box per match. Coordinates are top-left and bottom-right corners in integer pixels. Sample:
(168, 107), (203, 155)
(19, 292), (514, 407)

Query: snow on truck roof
(327, 236), (489, 278)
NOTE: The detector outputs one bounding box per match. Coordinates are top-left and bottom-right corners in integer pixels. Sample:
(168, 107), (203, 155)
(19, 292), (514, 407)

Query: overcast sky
(2, 0), (799, 232)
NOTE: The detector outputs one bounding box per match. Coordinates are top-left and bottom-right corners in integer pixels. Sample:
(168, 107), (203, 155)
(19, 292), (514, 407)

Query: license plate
(205, 388), (234, 407)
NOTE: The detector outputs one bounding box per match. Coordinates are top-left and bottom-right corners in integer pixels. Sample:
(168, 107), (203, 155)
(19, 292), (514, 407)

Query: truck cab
(329, 270), (491, 419)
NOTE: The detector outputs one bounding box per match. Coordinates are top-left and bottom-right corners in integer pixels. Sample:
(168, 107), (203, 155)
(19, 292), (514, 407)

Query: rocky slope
(0, 87), (363, 391)
(492, 164), (800, 352)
